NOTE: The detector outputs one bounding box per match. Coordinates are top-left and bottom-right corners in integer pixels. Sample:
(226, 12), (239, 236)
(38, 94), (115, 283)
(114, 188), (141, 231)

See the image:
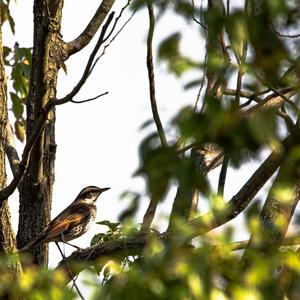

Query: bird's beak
(100, 187), (110, 192)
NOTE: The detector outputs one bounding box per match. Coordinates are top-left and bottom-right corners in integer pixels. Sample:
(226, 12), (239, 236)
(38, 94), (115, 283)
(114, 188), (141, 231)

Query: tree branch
(56, 229), (300, 284)
(66, 0), (116, 56)
(146, 0), (167, 148)
(4, 122), (20, 177)
(0, 14), (114, 203)
(139, 0), (168, 234)
(217, 155), (229, 196)
(57, 235), (148, 283)
(188, 133), (298, 235)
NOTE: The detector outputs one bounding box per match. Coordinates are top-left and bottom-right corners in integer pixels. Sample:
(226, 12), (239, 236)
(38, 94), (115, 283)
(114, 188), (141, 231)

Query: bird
(20, 186), (110, 251)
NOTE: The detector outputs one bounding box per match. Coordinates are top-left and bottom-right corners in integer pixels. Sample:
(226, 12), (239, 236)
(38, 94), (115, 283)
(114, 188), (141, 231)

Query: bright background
(2, 0), (267, 272)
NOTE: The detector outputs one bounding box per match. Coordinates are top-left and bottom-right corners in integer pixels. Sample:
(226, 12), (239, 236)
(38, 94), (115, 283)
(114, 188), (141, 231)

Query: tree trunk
(0, 13), (22, 276)
(17, 0), (67, 266)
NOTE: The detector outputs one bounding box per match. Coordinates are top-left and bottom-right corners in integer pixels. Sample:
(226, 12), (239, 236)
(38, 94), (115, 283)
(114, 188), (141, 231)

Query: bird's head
(75, 186), (110, 204)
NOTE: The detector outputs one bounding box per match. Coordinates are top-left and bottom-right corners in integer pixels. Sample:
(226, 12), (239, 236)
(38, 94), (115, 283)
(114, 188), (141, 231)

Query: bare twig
(217, 155), (229, 196)
(90, 7), (136, 71)
(190, 0), (207, 30)
(4, 122), (20, 177)
(271, 24), (300, 39)
(267, 85), (298, 112)
(244, 88), (296, 115)
(215, 235), (300, 252)
(70, 92), (108, 104)
(234, 39), (247, 106)
(226, 0), (230, 15)
(176, 142), (198, 154)
(279, 106), (295, 132)
(0, 14), (114, 203)
(194, 51), (207, 111)
(66, 0), (116, 56)
(56, 243), (85, 300)
(139, 0), (168, 234)
(146, 0), (167, 148)
(57, 13), (114, 105)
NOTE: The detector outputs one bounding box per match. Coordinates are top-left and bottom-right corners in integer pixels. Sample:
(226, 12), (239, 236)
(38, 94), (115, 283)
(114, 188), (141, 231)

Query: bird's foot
(64, 242), (83, 251)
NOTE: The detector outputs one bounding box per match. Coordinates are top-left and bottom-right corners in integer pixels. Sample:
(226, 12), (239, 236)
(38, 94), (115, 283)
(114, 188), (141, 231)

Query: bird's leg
(60, 232), (82, 250)
(55, 242), (66, 259)
(64, 241), (83, 250)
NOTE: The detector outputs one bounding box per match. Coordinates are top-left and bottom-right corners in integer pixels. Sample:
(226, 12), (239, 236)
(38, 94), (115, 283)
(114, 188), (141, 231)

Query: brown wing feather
(20, 204), (91, 251)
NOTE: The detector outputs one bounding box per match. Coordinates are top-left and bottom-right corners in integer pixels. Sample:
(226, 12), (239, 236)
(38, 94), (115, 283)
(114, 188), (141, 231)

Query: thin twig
(139, 0), (168, 234)
(244, 88), (296, 115)
(254, 72), (299, 112)
(278, 106), (295, 132)
(90, 8), (136, 71)
(224, 87), (269, 103)
(176, 142), (199, 154)
(66, 0), (116, 56)
(194, 51), (208, 111)
(57, 13), (114, 105)
(102, 0), (132, 45)
(70, 92), (108, 104)
(146, 0), (167, 148)
(217, 155), (229, 196)
(55, 243), (85, 300)
(214, 235), (300, 251)
(267, 85), (299, 112)
(4, 122), (20, 176)
(233, 1), (248, 106)
(190, 0), (207, 30)
(271, 23), (300, 39)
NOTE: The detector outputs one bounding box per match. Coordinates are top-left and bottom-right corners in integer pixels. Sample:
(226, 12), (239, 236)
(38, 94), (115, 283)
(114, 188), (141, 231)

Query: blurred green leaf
(10, 92), (23, 119)
(158, 32), (198, 76)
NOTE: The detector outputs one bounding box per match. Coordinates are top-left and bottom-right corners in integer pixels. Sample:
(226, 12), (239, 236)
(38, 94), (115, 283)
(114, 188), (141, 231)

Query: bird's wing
(20, 204), (91, 251)
(40, 203), (92, 240)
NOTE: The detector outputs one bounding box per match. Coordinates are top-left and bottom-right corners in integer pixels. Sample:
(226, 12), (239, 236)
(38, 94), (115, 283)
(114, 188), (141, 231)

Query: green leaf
(158, 32), (198, 76)
(10, 92), (23, 119)
(96, 220), (120, 230)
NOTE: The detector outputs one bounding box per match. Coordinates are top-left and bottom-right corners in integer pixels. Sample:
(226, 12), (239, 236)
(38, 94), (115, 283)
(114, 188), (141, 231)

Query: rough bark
(16, 0), (66, 266)
(244, 159), (300, 257)
(0, 13), (21, 274)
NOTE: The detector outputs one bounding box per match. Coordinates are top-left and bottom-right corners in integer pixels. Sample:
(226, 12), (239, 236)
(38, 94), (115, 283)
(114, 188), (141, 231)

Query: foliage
(3, 0), (300, 299)
(0, 255), (76, 299)
(2, 2), (31, 142)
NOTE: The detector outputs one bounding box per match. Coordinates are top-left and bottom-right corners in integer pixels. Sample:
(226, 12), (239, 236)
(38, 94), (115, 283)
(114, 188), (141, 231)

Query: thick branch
(188, 133), (299, 234)
(243, 158), (300, 259)
(57, 235), (148, 283)
(66, 0), (116, 56)
(57, 230), (300, 284)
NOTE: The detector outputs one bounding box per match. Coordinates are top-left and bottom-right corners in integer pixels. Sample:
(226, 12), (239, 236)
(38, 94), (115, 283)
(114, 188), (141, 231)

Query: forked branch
(66, 0), (116, 56)
(0, 13), (114, 203)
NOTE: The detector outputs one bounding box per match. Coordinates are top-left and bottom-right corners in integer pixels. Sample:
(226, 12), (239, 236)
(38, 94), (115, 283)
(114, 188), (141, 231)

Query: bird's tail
(19, 234), (46, 251)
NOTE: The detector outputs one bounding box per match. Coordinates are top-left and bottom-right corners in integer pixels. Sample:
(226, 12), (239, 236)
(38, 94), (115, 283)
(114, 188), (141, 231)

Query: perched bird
(20, 186), (110, 251)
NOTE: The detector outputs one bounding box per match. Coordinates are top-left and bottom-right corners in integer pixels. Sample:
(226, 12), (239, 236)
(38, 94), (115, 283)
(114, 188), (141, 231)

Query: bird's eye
(82, 192), (91, 198)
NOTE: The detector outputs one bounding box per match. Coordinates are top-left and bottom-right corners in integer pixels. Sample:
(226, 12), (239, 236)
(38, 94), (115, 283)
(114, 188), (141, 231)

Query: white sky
(3, 0), (272, 276)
